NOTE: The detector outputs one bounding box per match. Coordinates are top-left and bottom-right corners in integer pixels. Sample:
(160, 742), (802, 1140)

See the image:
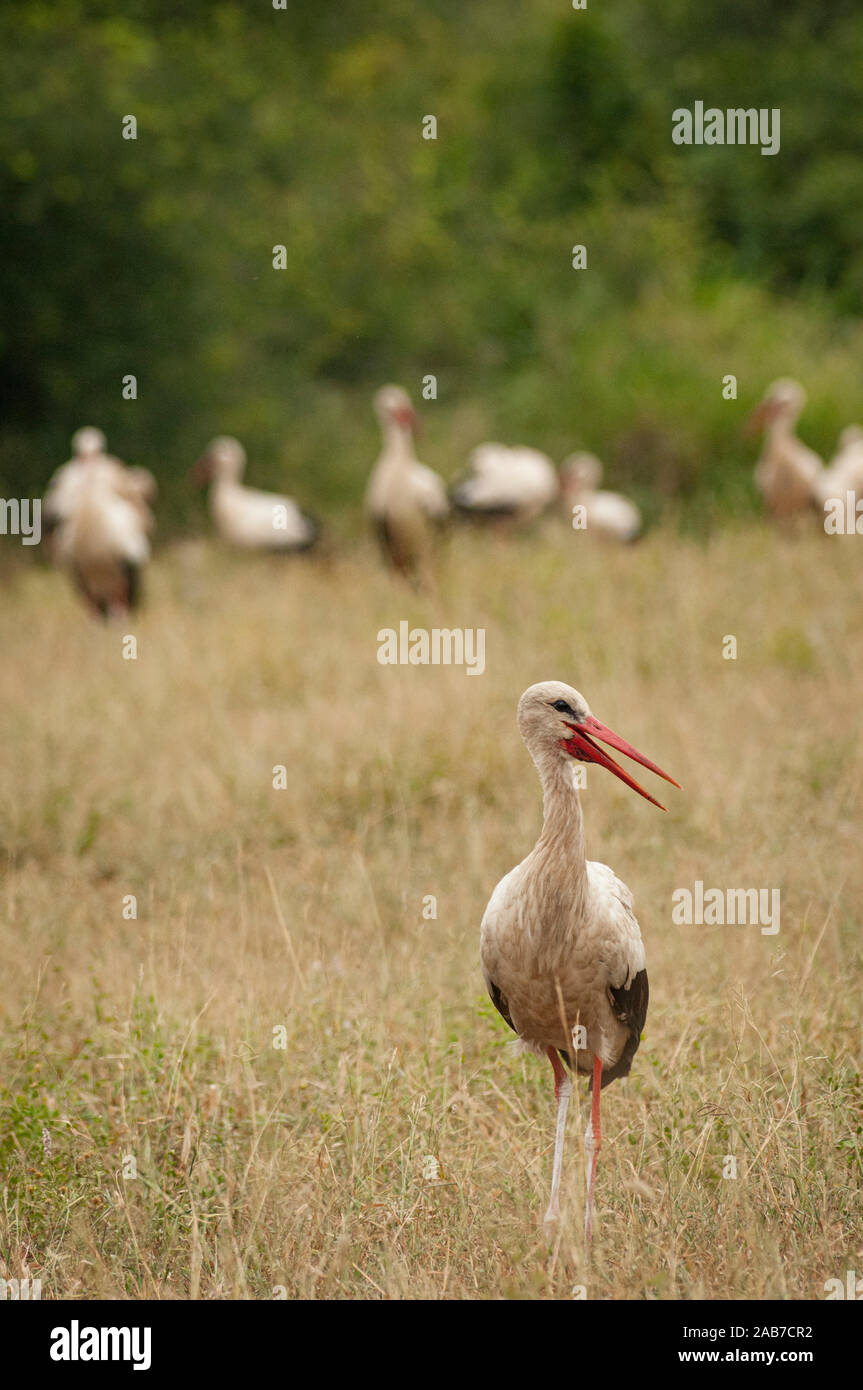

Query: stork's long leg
(543, 1046), (572, 1230)
(584, 1054), (603, 1244)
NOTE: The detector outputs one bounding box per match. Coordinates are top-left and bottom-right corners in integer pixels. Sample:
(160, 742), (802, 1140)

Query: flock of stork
(41, 376), (860, 618)
(41, 383), (643, 616)
(36, 374), (859, 1239)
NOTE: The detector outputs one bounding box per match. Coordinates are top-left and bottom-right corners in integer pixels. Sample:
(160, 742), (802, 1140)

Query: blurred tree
(1, 0), (862, 522)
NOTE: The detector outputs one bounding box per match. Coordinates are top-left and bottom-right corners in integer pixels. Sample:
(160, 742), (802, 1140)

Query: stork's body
(365, 386), (448, 585)
(451, 443), (559, 524)
(748, 380), (824, 520)
(44, 427), (154, 616)
(482, 844), (647, 1079)
(194, 437), (319, 551)
(53, 470), (150, 618)
(480, 681), (678, 1237)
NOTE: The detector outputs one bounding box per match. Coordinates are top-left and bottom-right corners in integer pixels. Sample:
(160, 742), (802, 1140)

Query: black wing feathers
(595, 968), (649, 1090)
(487, 978), (516, 1034)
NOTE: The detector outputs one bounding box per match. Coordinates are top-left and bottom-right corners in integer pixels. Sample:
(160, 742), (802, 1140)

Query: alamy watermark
(672, 880), (780, 935)
(672, 102), (780, 157)
(0, 498), (41, 545)
(824, 1270), (863, 1300)
(1, 1276), (42, 1299)
(50, 1322), (151, 1370)
(823, 493), (863, 535)
(377, 622), (486, 676)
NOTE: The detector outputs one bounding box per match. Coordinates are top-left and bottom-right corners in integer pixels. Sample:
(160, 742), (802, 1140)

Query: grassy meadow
(0, 518), (861, 1300)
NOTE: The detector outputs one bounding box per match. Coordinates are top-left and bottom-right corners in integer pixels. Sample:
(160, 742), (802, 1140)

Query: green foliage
(2, 1), (862, 521)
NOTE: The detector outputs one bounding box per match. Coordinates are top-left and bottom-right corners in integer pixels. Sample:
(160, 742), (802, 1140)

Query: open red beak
(561, 715), (680, 811)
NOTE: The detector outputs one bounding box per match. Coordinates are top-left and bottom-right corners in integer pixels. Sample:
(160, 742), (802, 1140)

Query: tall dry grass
(0, 518), (860, 1298)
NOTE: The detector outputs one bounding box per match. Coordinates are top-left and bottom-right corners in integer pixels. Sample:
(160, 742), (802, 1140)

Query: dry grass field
(0, 519), (861, 1300)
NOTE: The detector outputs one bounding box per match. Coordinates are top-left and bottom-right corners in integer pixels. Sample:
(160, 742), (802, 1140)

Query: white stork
(450, 443), (559, 524)
(43, 427), (156, 545)
(365, 385), (449, 584)
(747, 379), (824, 520)
(192, 437), (319, 552)
(480, 681), (679, 1239)
(52, 468), (151, 619)
(559, 453), (642, 543)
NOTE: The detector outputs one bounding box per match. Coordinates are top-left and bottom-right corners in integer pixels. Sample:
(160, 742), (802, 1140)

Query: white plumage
(451, 443), (559, 523)
(44, 427), (156, 537)
(195, 437), (319, 551)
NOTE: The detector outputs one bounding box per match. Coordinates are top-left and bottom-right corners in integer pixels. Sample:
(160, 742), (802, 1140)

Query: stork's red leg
(584, 1054), (602, 1244)
(548, 1045), (568, 1099)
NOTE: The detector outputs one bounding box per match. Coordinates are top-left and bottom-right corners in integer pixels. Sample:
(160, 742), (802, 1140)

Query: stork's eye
(551, 699), (576, 716)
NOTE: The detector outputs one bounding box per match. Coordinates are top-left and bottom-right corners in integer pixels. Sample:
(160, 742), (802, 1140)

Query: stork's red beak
(394, 405), (419, 434)
(561, 715), (680, 811)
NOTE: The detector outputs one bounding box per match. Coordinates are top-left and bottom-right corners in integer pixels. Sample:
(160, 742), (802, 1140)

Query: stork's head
(745, 378), (806, 437)
(72, 426), (107, 459)
(191, 436), (246, 485)
(559, 452), (603, 500)
(517, 681), (680, 810)
(374, 385), (418, 435)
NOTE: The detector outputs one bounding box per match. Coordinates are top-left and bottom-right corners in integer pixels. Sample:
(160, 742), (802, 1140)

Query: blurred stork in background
(559, 452), (642, 543)
(747, 379), (824, 522)
(450, 443), (559, 525)
(43, 427), (155, 618)
(192, 436), (319, 552)
(365, 385), (449, 586)
(43, 427), (156, 550)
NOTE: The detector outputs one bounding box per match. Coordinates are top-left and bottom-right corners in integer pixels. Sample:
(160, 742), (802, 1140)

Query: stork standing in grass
(480, 681), (679, 1240)
(747, 379), (824, 521)
(193, 437), (319, 552)
(559, 453), (642, 543)
(365, 385), (449, 585)
(43, 427), (157, 549)
(53, 468), (151, 618)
